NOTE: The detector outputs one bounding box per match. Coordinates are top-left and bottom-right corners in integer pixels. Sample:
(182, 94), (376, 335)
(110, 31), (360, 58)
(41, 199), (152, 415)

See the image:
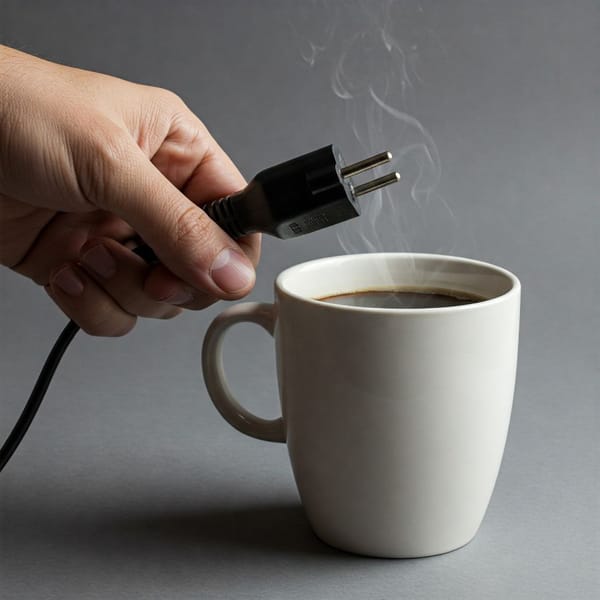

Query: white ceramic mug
(202, 253), (520, 557)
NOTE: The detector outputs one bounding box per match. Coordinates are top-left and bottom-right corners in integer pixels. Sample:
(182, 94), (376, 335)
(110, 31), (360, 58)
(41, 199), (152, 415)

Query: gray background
(1, 1), (598, 598)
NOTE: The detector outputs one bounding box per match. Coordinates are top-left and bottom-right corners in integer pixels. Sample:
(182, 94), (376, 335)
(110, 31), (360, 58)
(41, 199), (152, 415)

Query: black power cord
(0, 145), (400, 472)
(0, 321), (79, 471)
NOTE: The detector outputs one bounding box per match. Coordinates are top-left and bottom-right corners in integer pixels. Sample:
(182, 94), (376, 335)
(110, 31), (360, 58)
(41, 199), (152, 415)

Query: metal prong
(341, 151), (392, 178)
(353, 172), (401, 197)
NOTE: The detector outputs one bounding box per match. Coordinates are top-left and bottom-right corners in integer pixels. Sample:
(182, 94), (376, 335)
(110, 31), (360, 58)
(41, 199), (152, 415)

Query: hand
(0, 46), (260, 336)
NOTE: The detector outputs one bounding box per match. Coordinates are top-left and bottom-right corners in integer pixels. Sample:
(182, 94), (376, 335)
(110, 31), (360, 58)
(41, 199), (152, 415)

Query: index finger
(94, 136), (256, 299)
(180, 133), (262, 267)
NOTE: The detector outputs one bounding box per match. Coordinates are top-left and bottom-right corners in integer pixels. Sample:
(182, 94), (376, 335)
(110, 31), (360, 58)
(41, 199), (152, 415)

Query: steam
(288, 0), (340, 68)
(290, 1), (461, 256)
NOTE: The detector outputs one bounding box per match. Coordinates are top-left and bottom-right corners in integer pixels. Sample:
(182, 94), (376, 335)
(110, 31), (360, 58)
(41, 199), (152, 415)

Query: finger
(46, 262), (136, 337)
(12, 210), (136, 285)
(143, 264), (219, 311)
(149, 109), (261, 268)
(176, 129), (262, 266)
(78, 237), (183, 319)
(91, 137), (256, 299)
(149, 97), (246, 198)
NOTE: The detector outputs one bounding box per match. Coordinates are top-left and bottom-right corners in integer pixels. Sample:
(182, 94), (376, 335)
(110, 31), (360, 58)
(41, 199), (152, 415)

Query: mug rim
(275, 252), (521, 314)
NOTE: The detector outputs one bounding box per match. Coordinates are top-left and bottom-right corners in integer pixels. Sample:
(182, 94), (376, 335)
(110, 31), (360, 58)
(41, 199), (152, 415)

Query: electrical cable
(0, 320), (79, 471)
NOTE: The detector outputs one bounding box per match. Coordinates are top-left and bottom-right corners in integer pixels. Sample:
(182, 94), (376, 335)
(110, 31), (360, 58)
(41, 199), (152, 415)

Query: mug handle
(201, 302), (286, 443)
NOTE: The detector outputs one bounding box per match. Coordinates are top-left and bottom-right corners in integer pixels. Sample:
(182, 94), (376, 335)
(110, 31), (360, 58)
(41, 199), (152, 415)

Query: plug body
(204, 145), (359, 239)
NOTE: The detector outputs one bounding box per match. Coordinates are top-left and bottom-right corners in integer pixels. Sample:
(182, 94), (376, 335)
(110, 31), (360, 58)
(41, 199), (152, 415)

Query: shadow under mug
(202, 253), (521, 558)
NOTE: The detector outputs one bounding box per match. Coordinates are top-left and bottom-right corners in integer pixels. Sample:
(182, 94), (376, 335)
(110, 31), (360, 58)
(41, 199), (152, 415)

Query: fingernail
(81, 244), (116, 278)
(210, 248), (255, 293)
(161, 288), (193, 306)
(53, 266), (84, 296)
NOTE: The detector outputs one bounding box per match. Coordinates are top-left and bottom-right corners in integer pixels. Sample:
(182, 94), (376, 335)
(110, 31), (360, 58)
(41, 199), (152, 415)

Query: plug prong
(353, 172), (401, 197)
(341, 151), (392, 178)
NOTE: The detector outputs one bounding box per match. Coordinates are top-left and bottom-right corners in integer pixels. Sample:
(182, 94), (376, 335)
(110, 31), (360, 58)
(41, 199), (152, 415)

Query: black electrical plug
(206, 144), (400, 239)
(135, 145), (400, 263)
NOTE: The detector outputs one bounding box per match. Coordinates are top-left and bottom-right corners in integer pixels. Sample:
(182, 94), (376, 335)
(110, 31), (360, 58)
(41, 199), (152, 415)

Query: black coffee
(319, 289), (483, 309)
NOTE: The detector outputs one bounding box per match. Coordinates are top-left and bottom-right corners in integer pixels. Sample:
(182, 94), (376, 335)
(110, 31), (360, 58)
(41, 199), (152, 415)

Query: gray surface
(0, 1), (598, 598)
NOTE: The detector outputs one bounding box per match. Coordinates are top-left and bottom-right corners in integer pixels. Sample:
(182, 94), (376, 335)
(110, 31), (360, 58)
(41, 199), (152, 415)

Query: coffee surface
(319, 289), (483, 309)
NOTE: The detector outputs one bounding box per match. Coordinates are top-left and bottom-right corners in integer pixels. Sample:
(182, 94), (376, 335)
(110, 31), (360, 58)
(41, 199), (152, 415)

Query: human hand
(0, 45), (260, 336)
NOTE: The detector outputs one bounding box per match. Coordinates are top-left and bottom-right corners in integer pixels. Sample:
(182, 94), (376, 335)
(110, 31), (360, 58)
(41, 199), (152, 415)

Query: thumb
(92, 140), (255, 298)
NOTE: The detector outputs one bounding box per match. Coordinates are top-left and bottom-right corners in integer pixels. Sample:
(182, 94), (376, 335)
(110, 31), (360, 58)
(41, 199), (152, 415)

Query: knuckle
(173, 205), (213, 250)
(151, 88), (208, 138)
(153, 87), (186, 110)
(182, 295), (217, 311)
(159, 307), (183, 320)
(110, 319), (137, 337)
(81, 311), (136, 337)
(79, 320), (105, 337)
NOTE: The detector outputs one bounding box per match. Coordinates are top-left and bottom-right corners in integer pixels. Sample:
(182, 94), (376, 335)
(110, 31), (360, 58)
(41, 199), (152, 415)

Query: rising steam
(289, 1), (461, 256)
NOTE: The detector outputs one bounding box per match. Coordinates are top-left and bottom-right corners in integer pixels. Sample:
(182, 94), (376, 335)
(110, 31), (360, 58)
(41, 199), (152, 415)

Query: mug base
(312, 529), (479, 559)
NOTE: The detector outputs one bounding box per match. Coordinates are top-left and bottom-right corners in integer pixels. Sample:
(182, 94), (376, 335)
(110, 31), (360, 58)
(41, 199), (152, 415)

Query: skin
(0, 45), (261, 336)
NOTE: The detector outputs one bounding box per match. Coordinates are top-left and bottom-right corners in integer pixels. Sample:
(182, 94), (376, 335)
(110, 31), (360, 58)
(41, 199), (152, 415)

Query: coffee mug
(202, 253), (520, 557)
